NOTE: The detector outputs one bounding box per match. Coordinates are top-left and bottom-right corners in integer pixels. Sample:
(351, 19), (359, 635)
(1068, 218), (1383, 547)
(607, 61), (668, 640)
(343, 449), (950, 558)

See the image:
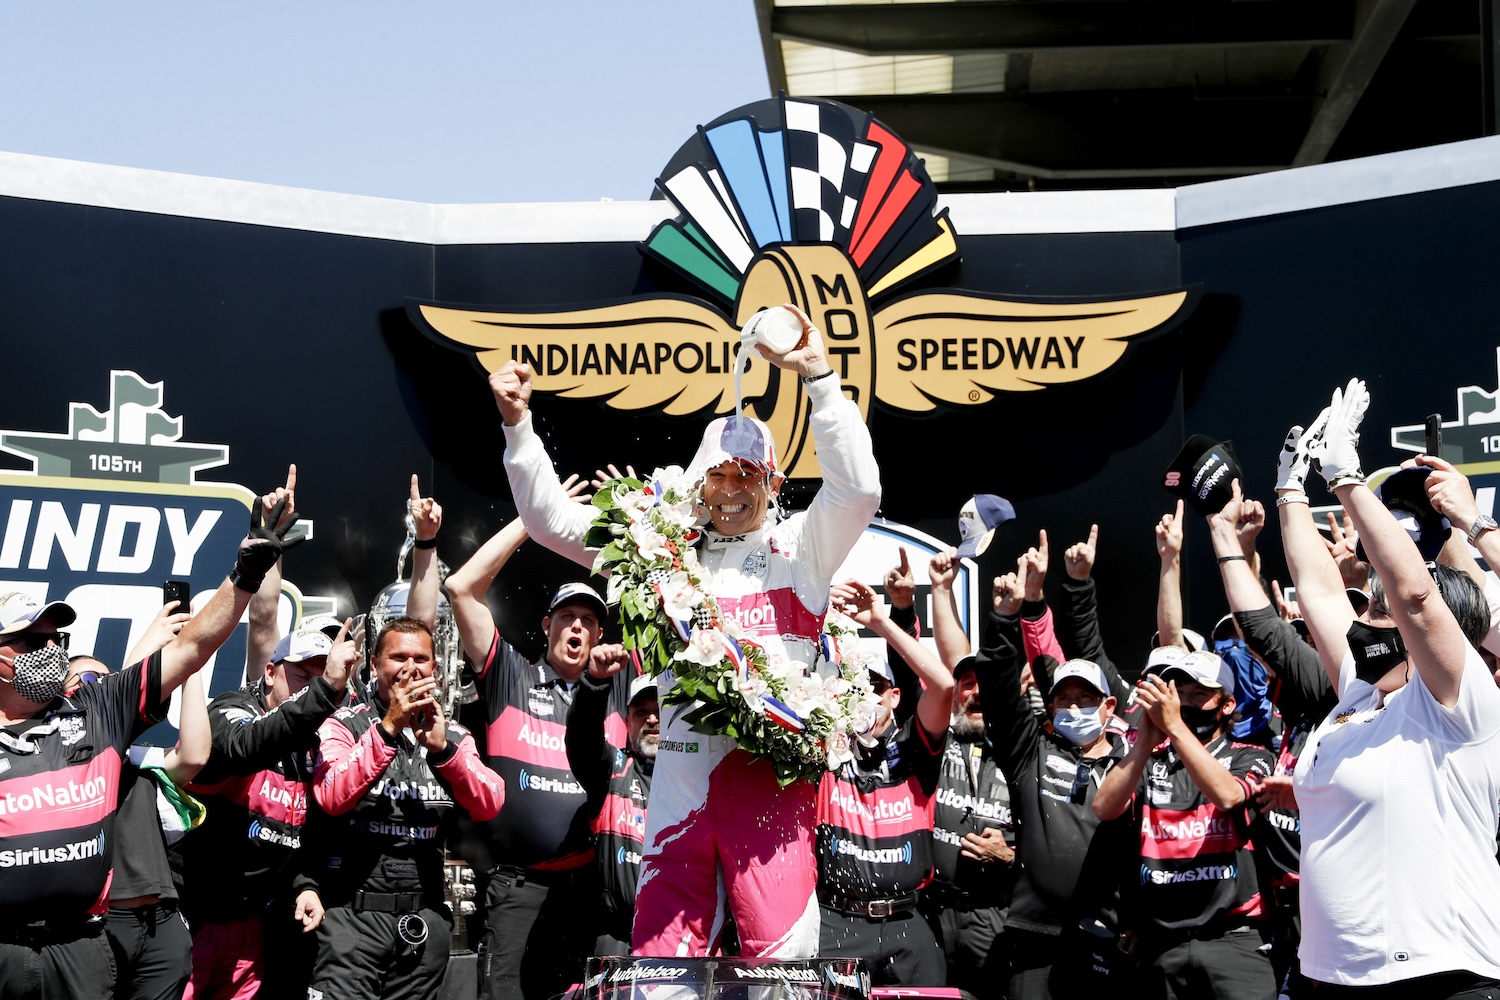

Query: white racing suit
(502, 375), (881, 958)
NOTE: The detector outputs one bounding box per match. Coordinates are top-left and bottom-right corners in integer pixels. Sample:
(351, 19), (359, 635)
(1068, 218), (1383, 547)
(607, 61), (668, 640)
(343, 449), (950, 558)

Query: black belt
(489, 864), (584, 888)
(922, 881), (999, 913)
(820, 891), (918, 919)
(0, 915), (103, 946)
(351, 891), (435, 914)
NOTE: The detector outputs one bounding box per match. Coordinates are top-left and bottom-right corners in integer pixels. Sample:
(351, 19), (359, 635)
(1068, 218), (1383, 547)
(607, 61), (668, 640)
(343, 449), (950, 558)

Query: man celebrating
(1093, 650), (1276, 999)
(304, 616), (505, 1000)
(0, 495), (298, 1000)
(490, 303), (881, 959)
(446, 515), (626, 1000)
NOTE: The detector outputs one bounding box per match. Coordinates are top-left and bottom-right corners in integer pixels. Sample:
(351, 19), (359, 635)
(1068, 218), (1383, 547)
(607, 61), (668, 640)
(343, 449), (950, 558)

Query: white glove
(1274, 406), (1330, 493)
(1309, 378), (1369, 488)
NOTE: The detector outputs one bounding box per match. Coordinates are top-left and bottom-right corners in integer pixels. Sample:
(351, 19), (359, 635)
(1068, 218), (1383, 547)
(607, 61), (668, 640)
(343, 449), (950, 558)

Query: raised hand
(561, 473), (592, 504)
(1271, 580), (1301, 622)
(233, 494), (303, 591)
(992, 572), (1023, 617)
(926, 548), (956, 593)
(884, 547), (917, 608)
(588, 643), (635, 680)
(1275, 408), (1328, 494)
(1064, 523), (1099, 581)
(1237, 496), (1266, 555)
(1323, 511), (1369, 591)
(136, 601), (194, 656)
(591, 464), (638, 490)
(1418, 453), (1481, 532)
(755, 304), (830, 380)
(409, 474), (443, 541)
(323, 618), (360, 694)
(1019, 530), (1048, 601)
(1311, 378), (1370, 488)
(831, 580), (882, 626)
(1155, 499), (1185, 561)
(489, 360), (534, 426)
(260, 464), (297, 533)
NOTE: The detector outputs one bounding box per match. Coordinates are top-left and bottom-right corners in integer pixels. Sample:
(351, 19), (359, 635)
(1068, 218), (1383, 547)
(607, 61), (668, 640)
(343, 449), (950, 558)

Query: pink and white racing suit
(503, 375), (881, 959)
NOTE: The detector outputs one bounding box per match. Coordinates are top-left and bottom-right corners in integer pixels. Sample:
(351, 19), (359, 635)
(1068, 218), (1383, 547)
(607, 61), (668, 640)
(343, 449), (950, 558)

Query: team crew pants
(817, 907), (945, 987)
(923, 903), (1006, 995)
(104, 903), (192, 1000)
(0, 925), (114, 1000)
(306, 904), (452, 1000)
(478, 865), (596, 1000)
(1142, 928), (1276, 1000)
(182, 910), (316, 1000)
(633, 749), (819, 959)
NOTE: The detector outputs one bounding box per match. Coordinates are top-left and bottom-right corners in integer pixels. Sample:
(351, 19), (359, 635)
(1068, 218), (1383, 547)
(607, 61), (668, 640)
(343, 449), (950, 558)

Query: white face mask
(1052, 705), (1104, 746)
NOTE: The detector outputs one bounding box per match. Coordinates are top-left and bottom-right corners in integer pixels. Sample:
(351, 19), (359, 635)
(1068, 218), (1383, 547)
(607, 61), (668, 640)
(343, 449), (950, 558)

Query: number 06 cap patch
(1163, 435), (1242, 516)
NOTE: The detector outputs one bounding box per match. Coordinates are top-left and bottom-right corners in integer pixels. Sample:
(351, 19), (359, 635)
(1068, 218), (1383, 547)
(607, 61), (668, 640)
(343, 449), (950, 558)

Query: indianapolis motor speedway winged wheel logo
(410, 97), (1197, 478)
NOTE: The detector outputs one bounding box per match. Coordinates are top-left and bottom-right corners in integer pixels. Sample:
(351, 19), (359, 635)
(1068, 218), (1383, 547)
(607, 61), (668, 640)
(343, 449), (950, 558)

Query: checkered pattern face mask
(2, 645), (69, 704)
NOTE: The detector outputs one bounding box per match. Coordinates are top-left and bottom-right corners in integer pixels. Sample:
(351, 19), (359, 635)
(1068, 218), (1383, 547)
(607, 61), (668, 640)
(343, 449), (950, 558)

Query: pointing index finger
(285, 463), (297, 494)
(1087, 523), (1099, 549)
(410, 474), (421, 502)
(897, 546), (911, 575)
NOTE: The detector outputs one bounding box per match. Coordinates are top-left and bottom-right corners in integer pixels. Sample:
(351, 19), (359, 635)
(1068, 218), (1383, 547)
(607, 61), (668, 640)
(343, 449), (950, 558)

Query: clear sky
(0, 2), (771, 203)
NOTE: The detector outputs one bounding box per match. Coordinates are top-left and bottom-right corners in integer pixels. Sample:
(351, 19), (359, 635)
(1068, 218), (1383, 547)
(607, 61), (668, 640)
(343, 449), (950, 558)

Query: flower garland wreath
(585, 467), (882, 786)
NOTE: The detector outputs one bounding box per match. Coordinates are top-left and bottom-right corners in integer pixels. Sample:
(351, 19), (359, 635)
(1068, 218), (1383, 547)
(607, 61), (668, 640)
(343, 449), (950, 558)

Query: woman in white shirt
(1274, 378), (1500, 1000)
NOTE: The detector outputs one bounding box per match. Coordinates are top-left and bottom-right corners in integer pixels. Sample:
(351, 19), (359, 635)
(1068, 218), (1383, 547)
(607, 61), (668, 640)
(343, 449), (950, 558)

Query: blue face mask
(1052, 706), (1103, 746)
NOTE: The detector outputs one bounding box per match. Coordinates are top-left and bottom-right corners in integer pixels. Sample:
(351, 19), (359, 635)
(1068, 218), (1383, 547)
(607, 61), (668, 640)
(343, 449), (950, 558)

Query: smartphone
(1425, 413), (1442, 458)
(163, 580), (191, 610)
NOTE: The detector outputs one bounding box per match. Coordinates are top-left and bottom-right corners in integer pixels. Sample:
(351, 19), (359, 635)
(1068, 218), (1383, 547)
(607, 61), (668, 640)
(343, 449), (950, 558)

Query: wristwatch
(1468, 513), (1498, 545)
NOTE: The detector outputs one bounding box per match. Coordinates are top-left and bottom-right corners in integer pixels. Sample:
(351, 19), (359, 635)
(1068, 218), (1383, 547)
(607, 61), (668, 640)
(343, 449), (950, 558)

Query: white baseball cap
(1148, 649), (1234, 691)
(272, 626), (333, 664)
(0, 592), (76, 636)
(1048, 658), (1107, 697)
(687, 414), (780, 483)
(628, 674), (658, 706)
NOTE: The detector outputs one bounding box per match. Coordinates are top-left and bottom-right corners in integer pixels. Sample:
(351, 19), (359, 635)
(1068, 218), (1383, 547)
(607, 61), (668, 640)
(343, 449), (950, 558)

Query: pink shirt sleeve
(433, 729), (506, 821)
(1020, 604), (1066, 664)
(313, 712), (396, 816)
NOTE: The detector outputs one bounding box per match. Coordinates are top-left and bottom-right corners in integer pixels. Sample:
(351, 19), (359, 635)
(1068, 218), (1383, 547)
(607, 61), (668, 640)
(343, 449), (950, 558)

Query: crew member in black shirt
(566, 652), (657, 955)
(815, 579), (953, 986)
(447, 519), (628, 1000)
(0, 495), (296, 1000)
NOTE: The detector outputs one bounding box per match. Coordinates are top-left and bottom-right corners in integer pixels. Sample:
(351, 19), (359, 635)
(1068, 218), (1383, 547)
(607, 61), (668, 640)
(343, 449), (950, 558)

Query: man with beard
(565, 649), (658, 955)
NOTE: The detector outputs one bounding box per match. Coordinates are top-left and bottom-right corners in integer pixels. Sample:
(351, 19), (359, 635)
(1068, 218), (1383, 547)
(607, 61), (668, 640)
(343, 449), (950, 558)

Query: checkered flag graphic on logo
(784, 100), (876, 244)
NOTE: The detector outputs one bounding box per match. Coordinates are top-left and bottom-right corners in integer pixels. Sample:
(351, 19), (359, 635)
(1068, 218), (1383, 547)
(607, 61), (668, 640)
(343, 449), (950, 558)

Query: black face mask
(1178, 705), (1223, 740)
(1346, 620), (1407, 686)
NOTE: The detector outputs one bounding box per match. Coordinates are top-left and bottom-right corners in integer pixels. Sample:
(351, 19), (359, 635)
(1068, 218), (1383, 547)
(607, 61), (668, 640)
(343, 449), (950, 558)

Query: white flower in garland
(586, 467), (877, 787)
